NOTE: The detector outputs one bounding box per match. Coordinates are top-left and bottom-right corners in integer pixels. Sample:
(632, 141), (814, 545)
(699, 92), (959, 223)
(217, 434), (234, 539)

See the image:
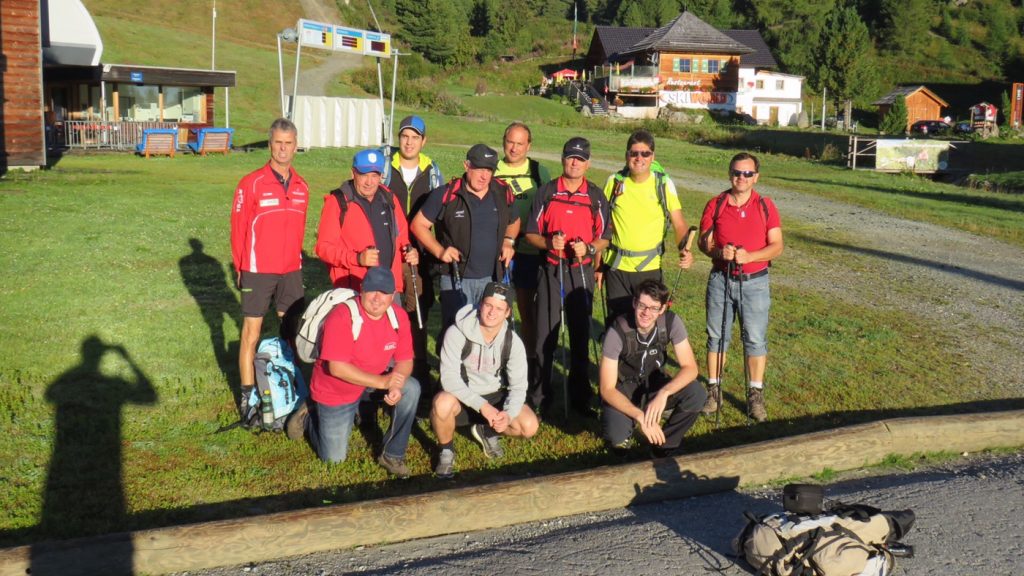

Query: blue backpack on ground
(247, 337), (307, 431)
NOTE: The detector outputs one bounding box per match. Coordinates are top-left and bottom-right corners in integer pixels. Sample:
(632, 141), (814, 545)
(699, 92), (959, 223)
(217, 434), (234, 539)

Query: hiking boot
(747, 387), (767, 422)
(285, 401), (308, 441)
(377, 453), (411, 479)
(435, 447), (456, 479)
(470, 424), (504, 459)
(702, 383), (720, 414)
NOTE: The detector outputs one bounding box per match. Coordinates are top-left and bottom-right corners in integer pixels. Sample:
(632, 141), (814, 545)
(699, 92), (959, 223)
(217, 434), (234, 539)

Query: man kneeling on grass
(431, 282), (539, 478)
(291, 266), (420, 478)
(599, 279), (706, 458)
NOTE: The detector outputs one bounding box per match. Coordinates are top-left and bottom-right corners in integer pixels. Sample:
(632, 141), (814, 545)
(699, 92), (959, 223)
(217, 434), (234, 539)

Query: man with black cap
(315, 148), (419, 292)
(431, 282), (538, 478)
(410, 143), (519, 342)
(299, 266), (421, 477)
(380, 115), (444, 390)
(525, 137), (611, 417)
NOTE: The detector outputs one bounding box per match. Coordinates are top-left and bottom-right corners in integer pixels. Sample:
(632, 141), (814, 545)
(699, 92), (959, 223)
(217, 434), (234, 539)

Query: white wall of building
(735, 69), (804, 126)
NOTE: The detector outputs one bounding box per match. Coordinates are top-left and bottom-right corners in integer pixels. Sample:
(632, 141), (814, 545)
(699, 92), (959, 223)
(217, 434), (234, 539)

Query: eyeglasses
(635, 301), (662, 314)
(730, 169), (757, 179)
(628, 150), (653, 158)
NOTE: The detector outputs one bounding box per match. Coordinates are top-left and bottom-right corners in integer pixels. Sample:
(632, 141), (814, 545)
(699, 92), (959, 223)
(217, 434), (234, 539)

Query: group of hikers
(230, 116), (783, 478)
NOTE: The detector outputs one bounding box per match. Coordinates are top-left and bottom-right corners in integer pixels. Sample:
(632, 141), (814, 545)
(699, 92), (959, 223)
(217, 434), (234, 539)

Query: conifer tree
(880, 95), (908, 135)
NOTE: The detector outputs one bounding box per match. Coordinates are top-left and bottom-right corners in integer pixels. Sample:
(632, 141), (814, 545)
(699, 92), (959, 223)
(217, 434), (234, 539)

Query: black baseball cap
(562, 137), (591, 160)
(481, 282), (513, 305)
(466, 143), (499, 171)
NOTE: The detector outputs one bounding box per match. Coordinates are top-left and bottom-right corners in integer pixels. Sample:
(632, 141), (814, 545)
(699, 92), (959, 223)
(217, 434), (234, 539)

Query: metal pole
(225, 87), (230, 128)
(277, 34), (286, 117)
(376, 58), (386, 145)
(821, 87), (826, 131)
(389, 49), (399, 146)
(291, 41), (302, 120)
(211, 0), (217, 70)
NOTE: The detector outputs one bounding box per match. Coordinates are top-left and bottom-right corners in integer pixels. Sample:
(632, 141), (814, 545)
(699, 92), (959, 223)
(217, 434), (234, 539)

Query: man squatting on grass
(299, 267), (421, 477)
(599, 279), (706, 457)
(230, 118), (308, 423)
(698, 152), (783, 422)
(432, 282), (538, 478)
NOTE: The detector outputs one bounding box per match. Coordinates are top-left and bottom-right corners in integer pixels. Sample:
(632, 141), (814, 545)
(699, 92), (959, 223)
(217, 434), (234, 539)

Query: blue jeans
(439, 275), (491, 332)
(309, 377), (421, 464)
(705, 269), (770, 357)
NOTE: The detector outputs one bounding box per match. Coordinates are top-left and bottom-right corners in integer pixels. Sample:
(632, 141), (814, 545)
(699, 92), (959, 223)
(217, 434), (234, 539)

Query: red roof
(551, 68), (578, 79)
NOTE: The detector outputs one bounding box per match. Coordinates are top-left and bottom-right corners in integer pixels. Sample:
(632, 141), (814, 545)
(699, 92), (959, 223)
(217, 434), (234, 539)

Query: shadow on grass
(793, 233), (1024, 292)
(25, 335), (157, 575)
(771, 175), (1024, 213)
(4, 397), (1020, 558)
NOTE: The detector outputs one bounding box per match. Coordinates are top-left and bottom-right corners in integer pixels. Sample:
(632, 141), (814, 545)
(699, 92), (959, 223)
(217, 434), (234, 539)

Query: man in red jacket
(315, 148), (419, 292)
(230, 118), (309, 422)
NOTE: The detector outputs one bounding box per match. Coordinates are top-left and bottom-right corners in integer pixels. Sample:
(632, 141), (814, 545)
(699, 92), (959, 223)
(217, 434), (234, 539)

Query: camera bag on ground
(243, 337), (307, 431)
(733, 487), (916, 576)
(296, 287), (400, 363)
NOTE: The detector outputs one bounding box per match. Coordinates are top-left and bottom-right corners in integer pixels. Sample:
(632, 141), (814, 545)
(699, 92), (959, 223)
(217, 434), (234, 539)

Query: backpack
(330, 183), (398, 239)
(734, 502), (916, 576)
(296, 288), (400, 364)
(245, 337), (307, 431)
(705, 191), (773, 269)
(459, 326), (514, 384)
(537, 180), (605, 242)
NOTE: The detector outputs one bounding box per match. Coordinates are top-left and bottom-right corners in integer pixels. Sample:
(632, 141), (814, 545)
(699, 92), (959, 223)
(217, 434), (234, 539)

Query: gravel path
(183, 451), (1024, 575)
(291, 0), (365, 98)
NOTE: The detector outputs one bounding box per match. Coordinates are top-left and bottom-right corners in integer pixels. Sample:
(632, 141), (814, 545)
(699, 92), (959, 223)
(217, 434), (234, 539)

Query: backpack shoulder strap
(500, 326), (513, 377)
(385, 305), (400, 332)
(612, 314), (635, 358)
(331, 186), (352, 228)
(343, 298), (363, 340)
(710, 191), (730, 227)
(654, 172), (670, 223)
(528, 158), (542, 188)
(460, 337), (473, 384)
(658, 311), (674, 349)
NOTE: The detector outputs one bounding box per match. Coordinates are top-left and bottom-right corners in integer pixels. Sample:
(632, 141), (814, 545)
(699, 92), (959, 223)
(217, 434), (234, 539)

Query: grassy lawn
(1, 127), (1013, 545)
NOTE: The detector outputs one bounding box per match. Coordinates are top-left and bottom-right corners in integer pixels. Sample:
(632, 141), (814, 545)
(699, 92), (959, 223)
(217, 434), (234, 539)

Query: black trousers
(604, 267), (663, 328)
(601, 370), (707, 451)
(533, 259), (595, 411)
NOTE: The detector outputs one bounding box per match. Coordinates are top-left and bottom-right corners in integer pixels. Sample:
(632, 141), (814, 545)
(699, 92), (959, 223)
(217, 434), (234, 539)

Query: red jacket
(230, 163), (309, 274)
(315, 182), (411, 291)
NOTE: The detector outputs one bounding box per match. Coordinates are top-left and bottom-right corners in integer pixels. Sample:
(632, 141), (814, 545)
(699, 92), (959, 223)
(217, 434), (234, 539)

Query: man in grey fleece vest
(430, 282), (539, 478)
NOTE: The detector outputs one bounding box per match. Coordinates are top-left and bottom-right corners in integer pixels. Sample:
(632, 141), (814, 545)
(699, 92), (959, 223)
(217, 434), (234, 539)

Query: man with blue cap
(315, 148), (419, 293)
(299, 266), (422, 477)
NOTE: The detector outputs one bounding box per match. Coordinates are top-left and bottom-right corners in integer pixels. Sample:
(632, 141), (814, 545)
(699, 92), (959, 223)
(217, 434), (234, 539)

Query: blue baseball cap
(399, 115), (426, 136)
(352, 149), (385, 174)
(362, 266), (395, 294)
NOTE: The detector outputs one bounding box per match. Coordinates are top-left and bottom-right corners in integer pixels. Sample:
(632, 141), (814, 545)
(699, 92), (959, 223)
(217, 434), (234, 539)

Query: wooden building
(2, 0), (46, 171)
(874, 86), (949, 131)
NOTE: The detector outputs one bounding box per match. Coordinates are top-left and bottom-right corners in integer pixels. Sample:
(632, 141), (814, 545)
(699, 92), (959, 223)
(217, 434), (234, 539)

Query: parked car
(910, 120), (951, 136)
(954, 121), (973, 134)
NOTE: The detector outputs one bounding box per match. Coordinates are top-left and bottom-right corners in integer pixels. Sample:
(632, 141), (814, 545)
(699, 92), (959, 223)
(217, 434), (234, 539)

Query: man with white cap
(315, 148), (419, 292)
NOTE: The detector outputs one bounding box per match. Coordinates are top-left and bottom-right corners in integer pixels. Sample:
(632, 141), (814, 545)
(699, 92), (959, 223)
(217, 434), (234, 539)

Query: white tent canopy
(43, 0), (103, 66)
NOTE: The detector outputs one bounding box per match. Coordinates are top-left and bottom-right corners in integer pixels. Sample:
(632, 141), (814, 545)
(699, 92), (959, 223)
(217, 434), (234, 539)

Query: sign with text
(298, 19), (390, 58)
(659, 90), (735, 110)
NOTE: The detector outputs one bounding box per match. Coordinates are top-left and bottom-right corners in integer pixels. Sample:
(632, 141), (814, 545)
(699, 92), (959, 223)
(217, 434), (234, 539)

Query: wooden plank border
(2, 410), (1022, 576)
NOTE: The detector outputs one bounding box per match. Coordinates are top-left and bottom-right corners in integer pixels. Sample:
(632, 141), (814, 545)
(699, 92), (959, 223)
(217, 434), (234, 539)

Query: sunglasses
(628, 150), (653, 158)
(730, 169), (758, 178)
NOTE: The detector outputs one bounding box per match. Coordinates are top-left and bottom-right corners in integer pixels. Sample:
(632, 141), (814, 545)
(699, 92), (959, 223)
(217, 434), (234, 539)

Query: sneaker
(239, 386), (256, 428)
(470, 424), (504, 459)
(377, 453), (411, 478)
(285, 401), (308, 441)
(702, 383), (720, 414)
(435, 447), (456, 479)
(747, 387), (767, 422)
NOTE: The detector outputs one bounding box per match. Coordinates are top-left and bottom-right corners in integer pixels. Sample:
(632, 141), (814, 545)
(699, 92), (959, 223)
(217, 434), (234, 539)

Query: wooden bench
(188, 127), (234, 156)
(135, 128), (178, 158)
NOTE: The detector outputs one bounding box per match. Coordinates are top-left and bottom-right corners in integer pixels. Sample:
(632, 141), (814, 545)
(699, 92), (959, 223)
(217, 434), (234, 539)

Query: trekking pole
(573, 237), (601, 366)
(501, 259), (516, 331)
(671, 226), (698, 304)
(715, 252), (733, 429)
(555, 231), (569, 419)
(402, 245), (422, 329)
(735, 258), (753, 425)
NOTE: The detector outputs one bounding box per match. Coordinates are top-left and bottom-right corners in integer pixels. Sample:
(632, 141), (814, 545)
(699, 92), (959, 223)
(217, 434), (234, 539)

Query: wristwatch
(587, 243), (597, 256)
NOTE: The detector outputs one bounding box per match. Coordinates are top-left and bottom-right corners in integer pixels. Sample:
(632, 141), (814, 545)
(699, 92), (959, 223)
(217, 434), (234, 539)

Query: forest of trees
(352, 0), (1023, 106)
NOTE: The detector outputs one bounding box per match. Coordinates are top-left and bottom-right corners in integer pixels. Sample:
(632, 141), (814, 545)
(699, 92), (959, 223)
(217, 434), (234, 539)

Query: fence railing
(60, 121), (180, 150)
